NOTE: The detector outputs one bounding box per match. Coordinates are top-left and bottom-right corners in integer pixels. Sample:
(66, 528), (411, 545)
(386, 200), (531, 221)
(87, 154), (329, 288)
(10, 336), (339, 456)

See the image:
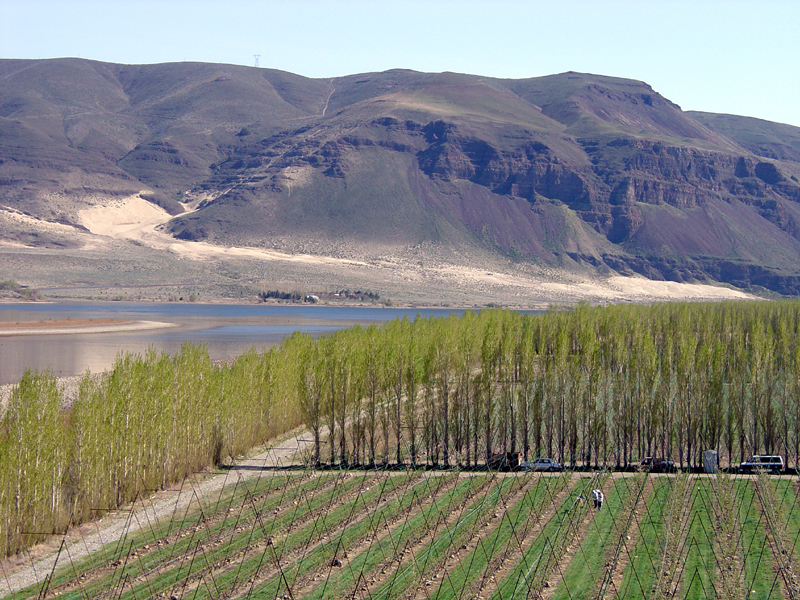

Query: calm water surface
(0, 302), (470, 385)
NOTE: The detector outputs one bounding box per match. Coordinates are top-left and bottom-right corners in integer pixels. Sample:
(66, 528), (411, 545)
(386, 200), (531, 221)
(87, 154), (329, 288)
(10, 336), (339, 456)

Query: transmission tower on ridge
(253, 55), (261, 68)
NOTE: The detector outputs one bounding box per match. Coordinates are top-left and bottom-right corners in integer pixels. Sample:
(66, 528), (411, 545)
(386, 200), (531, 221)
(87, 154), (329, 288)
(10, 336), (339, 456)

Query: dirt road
(0, 431), (312, 596)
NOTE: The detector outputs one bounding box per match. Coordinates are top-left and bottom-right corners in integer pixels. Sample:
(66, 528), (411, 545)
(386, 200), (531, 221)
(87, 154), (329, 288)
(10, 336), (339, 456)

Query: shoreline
(0, 296), (533, 310)
(0, 319), (179, 337)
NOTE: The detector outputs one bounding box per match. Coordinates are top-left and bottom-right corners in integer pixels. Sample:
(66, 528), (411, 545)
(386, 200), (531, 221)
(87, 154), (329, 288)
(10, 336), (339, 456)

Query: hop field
(7, 469), (800, 599)
(8, 300), (800, 595)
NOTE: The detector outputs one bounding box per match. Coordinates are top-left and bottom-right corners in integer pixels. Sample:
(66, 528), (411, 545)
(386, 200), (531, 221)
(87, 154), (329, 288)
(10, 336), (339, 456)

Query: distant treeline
(3, 301), (800, 557)
(259, 289), (306, 301)
(258, 289), (380, 303)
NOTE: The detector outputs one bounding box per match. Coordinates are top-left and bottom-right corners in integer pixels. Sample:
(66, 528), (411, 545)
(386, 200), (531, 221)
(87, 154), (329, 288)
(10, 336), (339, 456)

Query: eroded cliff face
(417, 120), (595, 206)
(586, 140), (800, 248)
(388, 117), (800, 291)
(5, 60), (800, 296)
(407, 120), (800, 250)
(187, 111), (795, 213)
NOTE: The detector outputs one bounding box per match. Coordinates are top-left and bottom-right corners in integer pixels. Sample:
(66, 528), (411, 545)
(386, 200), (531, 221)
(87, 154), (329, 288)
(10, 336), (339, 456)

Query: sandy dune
(80, 195), (368, 267)
(73, 194), (759, 305)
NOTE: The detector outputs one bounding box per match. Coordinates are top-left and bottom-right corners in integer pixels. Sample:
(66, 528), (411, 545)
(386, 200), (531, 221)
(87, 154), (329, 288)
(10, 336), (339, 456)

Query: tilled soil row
(381, 474), (527, 600)
(288, 472), (484, 600)
(419, 474), (537, 600)
(226, 471), (457, 599)
(754, 475), (800, 600)
(168, 471), (417, 599)
(35, 472), (318, 599)
(471, 473), (575, 599)
(605, 475), (653, 600)
(615, 477), (678, 599)
(706, 475), (746, 600)
(653, 474), (696, 600)
(539, 473), (620, 600)
(529, 473), (607, 599)
(446, 474), (566, 600)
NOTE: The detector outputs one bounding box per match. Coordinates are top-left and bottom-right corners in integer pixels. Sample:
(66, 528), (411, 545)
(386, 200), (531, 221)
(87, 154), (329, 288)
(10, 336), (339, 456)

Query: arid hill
(2, 59), (800, 298)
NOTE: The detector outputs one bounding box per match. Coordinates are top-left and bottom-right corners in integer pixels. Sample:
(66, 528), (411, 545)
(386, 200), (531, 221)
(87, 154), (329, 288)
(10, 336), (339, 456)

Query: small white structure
(703, 450), (718, 474)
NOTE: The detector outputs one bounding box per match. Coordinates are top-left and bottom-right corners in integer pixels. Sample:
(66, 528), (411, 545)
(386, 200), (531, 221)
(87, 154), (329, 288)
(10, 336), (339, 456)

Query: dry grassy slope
(689, 111), (800, 163)
(2, 59), (800, 296)
(0, 59), (329, 212)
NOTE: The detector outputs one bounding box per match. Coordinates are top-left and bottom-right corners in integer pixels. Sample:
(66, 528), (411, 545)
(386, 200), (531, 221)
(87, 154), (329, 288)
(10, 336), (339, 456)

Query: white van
(740, 455), (784, 474)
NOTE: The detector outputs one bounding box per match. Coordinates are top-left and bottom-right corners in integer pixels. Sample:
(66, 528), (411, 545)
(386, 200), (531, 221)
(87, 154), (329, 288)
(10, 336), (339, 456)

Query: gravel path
(0, 431), (312, 597)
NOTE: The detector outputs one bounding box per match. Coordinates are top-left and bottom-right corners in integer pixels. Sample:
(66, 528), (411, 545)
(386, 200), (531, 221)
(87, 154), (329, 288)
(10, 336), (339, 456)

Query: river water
(0, 302), (470, 385)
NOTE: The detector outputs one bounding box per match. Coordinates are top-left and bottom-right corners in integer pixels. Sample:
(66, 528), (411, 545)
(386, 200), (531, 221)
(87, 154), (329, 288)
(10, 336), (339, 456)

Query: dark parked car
(519, 458), (562, 472)
(640, 457), (675, 473)
(488, 452), (523, 470)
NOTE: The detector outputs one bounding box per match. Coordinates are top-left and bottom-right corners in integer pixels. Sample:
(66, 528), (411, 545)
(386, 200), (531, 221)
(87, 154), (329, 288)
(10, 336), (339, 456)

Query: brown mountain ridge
(2, 58), (800, 296)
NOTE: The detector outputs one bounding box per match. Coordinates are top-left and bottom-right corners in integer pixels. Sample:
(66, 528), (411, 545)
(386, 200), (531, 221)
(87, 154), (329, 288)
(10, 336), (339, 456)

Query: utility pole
(253, 55), (261, 68)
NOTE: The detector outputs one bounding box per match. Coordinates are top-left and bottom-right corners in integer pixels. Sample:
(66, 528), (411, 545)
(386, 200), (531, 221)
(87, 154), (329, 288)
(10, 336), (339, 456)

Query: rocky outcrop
(186, 108), (800, 296)
(5, 59), (800, 296)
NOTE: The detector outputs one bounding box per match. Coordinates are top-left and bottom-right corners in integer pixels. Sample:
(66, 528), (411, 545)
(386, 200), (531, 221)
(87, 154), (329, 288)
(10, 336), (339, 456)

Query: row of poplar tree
(2, 300), (800, 556)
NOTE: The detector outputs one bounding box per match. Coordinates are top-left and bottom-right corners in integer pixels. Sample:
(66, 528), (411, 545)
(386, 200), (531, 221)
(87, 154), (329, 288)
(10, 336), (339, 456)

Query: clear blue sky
(2, 0), (798, 127)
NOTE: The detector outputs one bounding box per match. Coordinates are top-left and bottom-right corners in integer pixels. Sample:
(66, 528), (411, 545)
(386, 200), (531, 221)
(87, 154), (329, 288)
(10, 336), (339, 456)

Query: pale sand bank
(0, 320), (178, 337)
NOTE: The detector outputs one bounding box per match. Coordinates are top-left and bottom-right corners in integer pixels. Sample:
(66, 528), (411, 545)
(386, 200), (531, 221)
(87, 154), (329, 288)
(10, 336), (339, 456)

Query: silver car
(520, 458), (562, 472)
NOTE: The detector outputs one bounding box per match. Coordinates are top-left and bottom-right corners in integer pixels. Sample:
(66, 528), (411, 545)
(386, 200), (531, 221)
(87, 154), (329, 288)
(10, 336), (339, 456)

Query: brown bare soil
(605, 476), (653, 599)
(470, 474), (575, 599)
(539, 494), (599, 599)
(423, 475), (533, 600)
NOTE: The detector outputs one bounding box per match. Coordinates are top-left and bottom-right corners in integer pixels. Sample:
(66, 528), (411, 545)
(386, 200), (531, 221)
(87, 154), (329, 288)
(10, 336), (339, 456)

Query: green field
(6, 470), (797, 600)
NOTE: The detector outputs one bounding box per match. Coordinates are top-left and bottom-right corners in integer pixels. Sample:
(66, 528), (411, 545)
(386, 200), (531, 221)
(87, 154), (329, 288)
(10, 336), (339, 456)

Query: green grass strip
(550, 476), (634, 600)
(432, 474), (560, 600)
(615, 477), (671, 599)
(679, 479), (717, 599)
(242, 474), (456, 598)
(736, 478), (777, 598)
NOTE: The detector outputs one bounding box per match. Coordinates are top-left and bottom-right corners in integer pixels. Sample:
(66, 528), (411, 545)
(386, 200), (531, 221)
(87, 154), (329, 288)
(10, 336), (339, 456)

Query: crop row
(12, 470), (800, 599)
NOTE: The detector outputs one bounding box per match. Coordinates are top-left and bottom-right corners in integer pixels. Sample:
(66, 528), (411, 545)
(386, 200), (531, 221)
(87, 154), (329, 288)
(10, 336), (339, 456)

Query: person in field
(592, 489), (604, 510)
